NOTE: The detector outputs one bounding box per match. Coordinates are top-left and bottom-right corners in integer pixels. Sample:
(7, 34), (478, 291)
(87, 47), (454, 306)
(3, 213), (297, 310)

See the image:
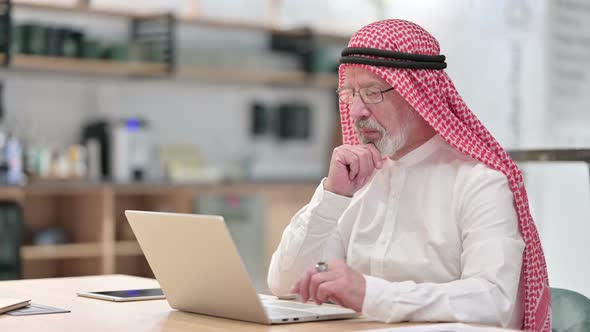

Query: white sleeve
(362, 167), (525, 328)
(267, 178), (352, 296)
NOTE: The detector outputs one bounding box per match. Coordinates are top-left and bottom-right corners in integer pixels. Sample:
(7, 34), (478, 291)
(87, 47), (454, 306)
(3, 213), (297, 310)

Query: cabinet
(0, 182), (315, 283)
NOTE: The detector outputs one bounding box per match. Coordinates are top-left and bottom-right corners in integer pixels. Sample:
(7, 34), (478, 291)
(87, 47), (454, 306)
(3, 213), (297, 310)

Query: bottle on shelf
(5, 133), (26, 185)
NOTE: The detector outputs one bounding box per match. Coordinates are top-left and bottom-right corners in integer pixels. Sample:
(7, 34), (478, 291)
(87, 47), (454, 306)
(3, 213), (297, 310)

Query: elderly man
(267, 19), (550, 331)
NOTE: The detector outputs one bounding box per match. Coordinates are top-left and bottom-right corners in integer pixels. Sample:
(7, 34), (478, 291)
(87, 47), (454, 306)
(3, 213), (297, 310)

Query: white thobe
(268, 134), (524, 329)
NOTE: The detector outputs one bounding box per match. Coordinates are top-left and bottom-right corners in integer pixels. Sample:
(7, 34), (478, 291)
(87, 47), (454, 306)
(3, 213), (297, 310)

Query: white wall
(381, 0), (590, 298)
(0, 71), (337, 179)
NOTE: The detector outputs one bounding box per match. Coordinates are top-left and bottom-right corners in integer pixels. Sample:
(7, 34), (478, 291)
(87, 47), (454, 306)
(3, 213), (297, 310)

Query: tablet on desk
(77, 288), (165, 302)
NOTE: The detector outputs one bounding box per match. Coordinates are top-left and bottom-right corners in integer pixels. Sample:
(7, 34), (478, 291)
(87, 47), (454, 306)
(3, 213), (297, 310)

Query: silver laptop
(125, 210), (358, 324)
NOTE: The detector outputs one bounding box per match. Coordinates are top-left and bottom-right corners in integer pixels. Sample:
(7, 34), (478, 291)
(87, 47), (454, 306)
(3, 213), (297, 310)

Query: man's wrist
(312, 178), (352, 220)
(324, 177), (352, 197)
(324, 177), (336, 194)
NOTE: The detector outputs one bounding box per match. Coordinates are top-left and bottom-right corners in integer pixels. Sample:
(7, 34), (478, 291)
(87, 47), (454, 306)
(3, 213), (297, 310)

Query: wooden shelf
(6, 182), (316, 278)
(0, 54), (336, 86)
(7, 2), (346, 83)
(179, 16), (275, 33)
(0, 187), (25, 203)
(179, 16), (349, 42)
(313, 73), (340, 89)
(21, 243), (102, 260)
(176, 67), (338, 87)
(0, 54), (169, 77)
(115, 241), (143, 256)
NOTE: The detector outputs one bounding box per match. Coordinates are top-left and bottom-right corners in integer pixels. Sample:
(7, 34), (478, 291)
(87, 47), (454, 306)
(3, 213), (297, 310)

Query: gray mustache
(356, 119), (384, 132)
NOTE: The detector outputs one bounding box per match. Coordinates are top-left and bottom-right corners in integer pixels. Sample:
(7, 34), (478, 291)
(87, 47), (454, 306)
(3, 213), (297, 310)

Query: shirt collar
(393, 134), (444, 167)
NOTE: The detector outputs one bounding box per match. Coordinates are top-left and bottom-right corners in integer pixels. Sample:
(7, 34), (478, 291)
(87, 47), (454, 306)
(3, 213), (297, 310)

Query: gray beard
(355, 118), (409, 157)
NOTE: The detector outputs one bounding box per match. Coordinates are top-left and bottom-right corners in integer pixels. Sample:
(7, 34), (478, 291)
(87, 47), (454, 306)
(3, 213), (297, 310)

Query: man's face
(343, 67), (417, 157)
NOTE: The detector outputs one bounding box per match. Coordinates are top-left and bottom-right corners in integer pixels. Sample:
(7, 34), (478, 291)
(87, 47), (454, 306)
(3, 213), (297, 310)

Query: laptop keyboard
(263, 299), (357, 320)
(264, 305), (315, 318)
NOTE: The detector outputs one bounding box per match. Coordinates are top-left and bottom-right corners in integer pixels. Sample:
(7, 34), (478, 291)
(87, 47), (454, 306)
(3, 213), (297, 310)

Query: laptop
(124, 210), (358, 324)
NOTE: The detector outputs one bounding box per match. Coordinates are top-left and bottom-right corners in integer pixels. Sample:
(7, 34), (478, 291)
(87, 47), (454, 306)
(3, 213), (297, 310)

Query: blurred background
(0, 0), (587, 298)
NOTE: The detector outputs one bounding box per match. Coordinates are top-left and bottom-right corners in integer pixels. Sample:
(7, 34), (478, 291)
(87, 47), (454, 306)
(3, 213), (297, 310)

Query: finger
(327, 258), (345, 268)
(334, 147), (359, 180)
(308, 271), (337, 305)
(316, 281), (339, 304)
(346, 146), (374, 179)
(335, 148), (360, 181)
(328, 296), (344, 306)
(340, 145), (373, 180)
(291, 280), (300, 294)
(364, 143), (383, 169)
(298, 268), (315, 303)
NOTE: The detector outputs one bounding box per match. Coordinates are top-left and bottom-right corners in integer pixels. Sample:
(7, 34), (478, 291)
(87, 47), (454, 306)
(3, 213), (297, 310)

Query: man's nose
(349, 94), (371, 120)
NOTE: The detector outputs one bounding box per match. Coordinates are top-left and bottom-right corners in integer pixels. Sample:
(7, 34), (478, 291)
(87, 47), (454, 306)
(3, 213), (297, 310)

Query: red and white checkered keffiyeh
(338, 19), (551, 331)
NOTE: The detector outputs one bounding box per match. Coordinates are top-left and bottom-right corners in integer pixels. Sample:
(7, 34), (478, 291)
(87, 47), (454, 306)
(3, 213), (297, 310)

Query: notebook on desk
(0, 298), (30, 314)
(125, 210), (358, 324)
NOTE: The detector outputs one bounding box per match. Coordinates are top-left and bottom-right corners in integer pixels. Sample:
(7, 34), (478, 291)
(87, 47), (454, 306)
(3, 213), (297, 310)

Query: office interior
(0, 0), (588, 303)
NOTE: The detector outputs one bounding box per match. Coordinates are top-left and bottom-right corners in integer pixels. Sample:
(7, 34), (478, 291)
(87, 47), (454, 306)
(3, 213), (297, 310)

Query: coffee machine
(81, 117), (155, 182)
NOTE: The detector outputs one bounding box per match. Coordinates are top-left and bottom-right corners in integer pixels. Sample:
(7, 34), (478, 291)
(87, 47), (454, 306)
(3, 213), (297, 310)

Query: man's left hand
(290, 259), (366, 312)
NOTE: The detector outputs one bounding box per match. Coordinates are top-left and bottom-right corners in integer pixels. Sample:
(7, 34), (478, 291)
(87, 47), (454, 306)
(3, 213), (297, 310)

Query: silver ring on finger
(315, 262), (329, 273)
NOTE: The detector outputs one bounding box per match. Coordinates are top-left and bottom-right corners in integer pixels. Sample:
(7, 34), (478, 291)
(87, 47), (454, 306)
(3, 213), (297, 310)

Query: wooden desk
(0, 275), (515, 332)
(0, 274), (393, 331)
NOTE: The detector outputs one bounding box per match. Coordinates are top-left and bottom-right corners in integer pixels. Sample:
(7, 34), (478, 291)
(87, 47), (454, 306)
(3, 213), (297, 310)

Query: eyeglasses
(336, 87), (394, 105)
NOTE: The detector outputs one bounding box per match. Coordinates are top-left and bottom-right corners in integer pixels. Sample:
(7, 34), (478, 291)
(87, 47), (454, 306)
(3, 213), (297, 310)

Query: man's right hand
(324, 144), (384, 197)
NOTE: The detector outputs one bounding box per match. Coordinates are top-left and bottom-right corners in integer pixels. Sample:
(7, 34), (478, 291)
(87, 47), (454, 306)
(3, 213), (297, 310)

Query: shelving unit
(509, 148), (590, 185)
(21, 242), (102, 260)
(0, 53), (169, 77)
(0, 0), (344, 87)
(0, 182), (316, 279)
(12, 1), (349, 41)
(0, 1), (340, 281)
(2, 0), (176, 75)
(114, 240), (142, 256)
(0, 52), (338, 85)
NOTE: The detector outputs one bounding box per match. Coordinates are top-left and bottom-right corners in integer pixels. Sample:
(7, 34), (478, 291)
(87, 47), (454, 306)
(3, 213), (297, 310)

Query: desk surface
(0, 274), (396, 332)
(0, 275), (514, 332)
